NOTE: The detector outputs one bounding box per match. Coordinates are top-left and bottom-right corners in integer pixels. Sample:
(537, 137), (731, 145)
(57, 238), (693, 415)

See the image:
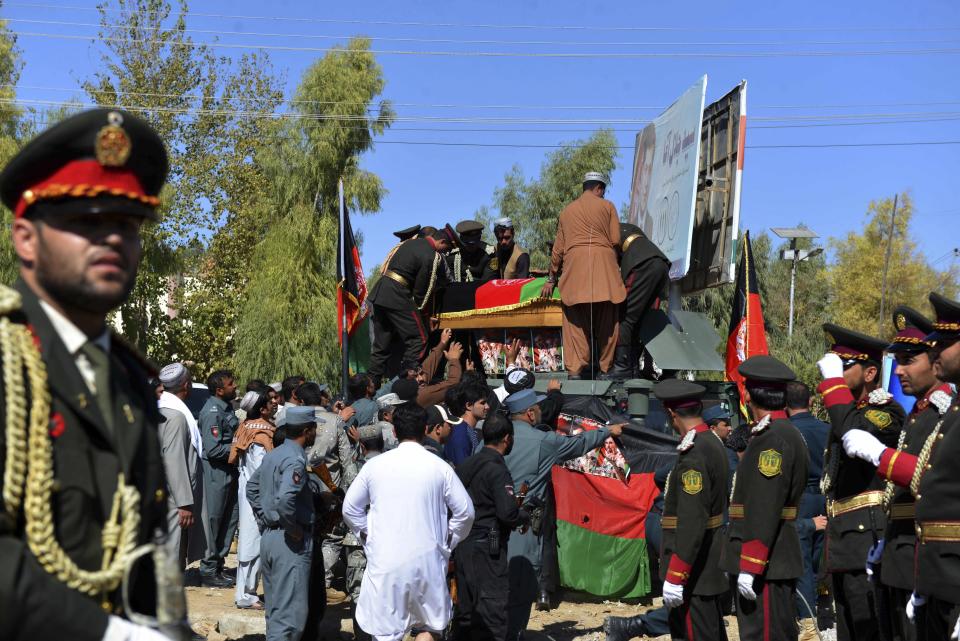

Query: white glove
(737, 572), (757, 601)
(817, 353), (844, 380)
(842, 429), (886, 466)
(662, 580), (684, 608)
(102, 616), (171, 641)
(906, 592), (926, 623)
(952, 611), (960, 640)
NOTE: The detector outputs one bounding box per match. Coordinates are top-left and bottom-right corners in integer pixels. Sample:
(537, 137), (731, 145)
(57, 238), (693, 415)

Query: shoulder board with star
(751, 414), (772, 435)
(929, 389), (953, 415)
(677, 429), (697, 452)
(867, 388), (894, 406)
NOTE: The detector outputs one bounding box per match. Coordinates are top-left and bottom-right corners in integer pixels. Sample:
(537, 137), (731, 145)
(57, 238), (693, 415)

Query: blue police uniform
(247, 432), (316, 641)
(789, 410), (830, 617)
(200, 394), (241, 578)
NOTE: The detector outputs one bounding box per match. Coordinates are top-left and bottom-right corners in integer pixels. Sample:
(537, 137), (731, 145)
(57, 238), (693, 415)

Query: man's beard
(498, 242), (513, 262)
(36, 259), (136, 315)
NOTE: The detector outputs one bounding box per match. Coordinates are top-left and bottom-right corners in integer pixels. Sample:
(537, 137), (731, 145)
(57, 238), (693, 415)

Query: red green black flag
(337, 208), (369, 345)
(725, 231), (769, 414)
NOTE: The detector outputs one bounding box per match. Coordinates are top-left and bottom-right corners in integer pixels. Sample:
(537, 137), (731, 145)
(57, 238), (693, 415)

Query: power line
(11, 30), (960, 58)
(6, 18), (960, 47)
(6, 3), (959, 33)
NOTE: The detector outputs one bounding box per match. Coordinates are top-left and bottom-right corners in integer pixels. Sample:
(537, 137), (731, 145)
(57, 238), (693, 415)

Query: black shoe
(535, 589), (551, 611)
(220, 567), (236, 579)
(200, 573), (232, 589)
(608, 345), (635, 380)
(603, 615), (646, 641)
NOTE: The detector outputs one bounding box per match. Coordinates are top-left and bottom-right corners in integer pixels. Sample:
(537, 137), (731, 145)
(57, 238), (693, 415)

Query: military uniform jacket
(721, 413), (808, 580)
(449, 243), (498, 283)
(200, 395), (239, 482)
(660, 424), (729, 596)
(0, 281), (165, 641)
(619, 223), (669, 280)
(457, 446), (524, 537)
(881, 384), (954, 591)
(368, 237), (445, 312)
(246, 439), (314, 535)
(817, 379), (906, 571)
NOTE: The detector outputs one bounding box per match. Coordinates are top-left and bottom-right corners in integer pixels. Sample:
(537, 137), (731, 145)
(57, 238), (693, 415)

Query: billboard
(679, 81), (748, 294)
(628, 75), (707, 280)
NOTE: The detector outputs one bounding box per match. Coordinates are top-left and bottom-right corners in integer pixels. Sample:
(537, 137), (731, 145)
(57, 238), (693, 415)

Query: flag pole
(338, 178), (350, 404)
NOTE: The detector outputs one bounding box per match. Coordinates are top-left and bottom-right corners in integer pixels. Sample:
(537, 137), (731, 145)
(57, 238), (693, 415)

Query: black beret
(887, 305), (934, 353)
(737, 355), (796, 384)
(928, 292), (960, 341)
(393, 224), (421, 241)
(0, 108), (167, 220)
(653, 378), (706, 408)
(823, 323), (887, 364)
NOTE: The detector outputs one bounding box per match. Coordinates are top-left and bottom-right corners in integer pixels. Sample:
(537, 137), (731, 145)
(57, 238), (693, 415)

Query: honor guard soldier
(816, 324), (906, 641)
(842, 292), (960, 641)
(449, 219), (497, 283)
(246, 405), (319, 641)
(367, 226), (456, 385)
(609, 222), (671, 379)
(606, 379), (729, 641)
(722, 355), (808, 641)
(492, 217), (530, 280)
(393, 224), (421, 242)
(876, 306), (952, 641)
(0, 109), (173, 640)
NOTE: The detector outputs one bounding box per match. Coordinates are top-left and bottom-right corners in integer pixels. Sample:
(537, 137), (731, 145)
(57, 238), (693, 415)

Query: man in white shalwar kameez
(343, 403), (475, 641)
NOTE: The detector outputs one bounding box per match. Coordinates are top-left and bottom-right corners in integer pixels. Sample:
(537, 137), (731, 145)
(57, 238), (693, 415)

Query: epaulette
(484, 243), (495, 255)
(751, 413), (773, 435)
(109, 330), (159, 376)
(0, 284), (23, 316)
(677, 429), (697, 452)
(930, 390), (953, 415)
(867, 389), (894, 406)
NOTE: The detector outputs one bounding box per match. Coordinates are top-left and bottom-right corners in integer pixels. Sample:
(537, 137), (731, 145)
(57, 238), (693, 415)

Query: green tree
(478, 130), (618, 270)
(828, 193), (958, 339)
(231, 37), (394, 386)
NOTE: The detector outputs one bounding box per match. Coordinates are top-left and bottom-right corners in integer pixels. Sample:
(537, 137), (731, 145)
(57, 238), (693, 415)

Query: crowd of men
(3, 109), (960, 641)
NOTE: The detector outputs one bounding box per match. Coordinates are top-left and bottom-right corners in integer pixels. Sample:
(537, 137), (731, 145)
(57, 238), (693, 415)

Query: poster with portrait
(628, 75), (707, 281)
(532, 328), (563, 373)
(477, 330), (506, 374)
(557, 413), (630, 483)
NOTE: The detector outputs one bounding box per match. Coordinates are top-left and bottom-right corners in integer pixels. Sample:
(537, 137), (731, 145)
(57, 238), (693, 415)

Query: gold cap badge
(95, 113), (132, 167)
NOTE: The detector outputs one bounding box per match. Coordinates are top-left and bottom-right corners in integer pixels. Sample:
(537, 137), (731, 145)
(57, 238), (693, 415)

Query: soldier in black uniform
(454, 413), (529, 640)
(449, 220), (497, 283)
(367, 226), (456, 384)
(606, 379), (729, 641)
(0, 109), (172, 640)
(609, 222), (670, 379)
(841, 292), (960, 641)
(815, 324), (906, 641)
(722, 355), (808, 641)
(393, 224), (421, 242)
(876, 306), (952, 641)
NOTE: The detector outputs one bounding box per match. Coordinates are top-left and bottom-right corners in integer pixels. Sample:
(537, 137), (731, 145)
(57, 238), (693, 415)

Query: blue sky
(4, 0), (959, 278)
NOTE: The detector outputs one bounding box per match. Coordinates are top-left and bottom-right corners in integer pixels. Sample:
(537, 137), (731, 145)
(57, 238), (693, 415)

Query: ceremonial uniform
(368, 235), (448, 381)
(878, 306), (950, 641)
(449, 220), (498, 283)
(200, 394), (241, 579)
(611, 223), (670, 378)
(722, 356), (808, 641)
(0, 109), (172, 640)
(547, 176), (626, 376)
(455, 446), (527, 640)
(246, 407), (317, 641)
(817, 324), (906, 641)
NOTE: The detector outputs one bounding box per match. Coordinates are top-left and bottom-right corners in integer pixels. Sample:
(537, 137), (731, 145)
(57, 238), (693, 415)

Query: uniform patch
(293, 470), (302, 484)
(758, 449), (783, 477)
(681, 469), (702, 494)
(211, 426), (219, 438)
(865, 409), (892, 430)
(489, 257), (499, 270)
(505, 485), (514, 497)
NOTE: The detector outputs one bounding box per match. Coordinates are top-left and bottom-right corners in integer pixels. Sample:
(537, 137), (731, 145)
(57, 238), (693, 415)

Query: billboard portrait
(628, 75), (708, 280)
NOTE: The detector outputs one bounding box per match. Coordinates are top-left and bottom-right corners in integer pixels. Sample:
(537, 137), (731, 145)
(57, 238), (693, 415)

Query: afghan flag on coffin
(552, 414), (663, 598)
(438, 277), (560, 315)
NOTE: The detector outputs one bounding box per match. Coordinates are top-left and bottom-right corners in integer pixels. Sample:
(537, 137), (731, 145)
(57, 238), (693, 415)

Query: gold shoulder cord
(0, 286), (140, 600)
(418, 253), (442, 312)
(882, 428), (909, 511)
(910, 414), (948, 498)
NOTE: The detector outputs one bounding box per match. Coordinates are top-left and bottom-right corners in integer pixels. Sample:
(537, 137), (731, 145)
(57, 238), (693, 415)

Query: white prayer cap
(239, 391), (261, 414)
(158, 362), (190, 389)
(583, 171), (608, 185)
(493, 217), (513, 229)
(269, 382), (282, 393)
(377, 393), (405, 409)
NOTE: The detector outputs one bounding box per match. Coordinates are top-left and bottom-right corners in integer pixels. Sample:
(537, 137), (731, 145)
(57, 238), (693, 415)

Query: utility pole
(878, 194), (898, 336)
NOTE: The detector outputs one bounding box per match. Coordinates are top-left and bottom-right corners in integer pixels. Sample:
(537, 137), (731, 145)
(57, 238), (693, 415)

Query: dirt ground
(184, 554), (735, 641)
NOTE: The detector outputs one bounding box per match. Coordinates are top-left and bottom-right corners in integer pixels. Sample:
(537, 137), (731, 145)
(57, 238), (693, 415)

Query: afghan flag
(437, 277), (560, 317)
(337, 208), (369, 345)
(725, 230), (769, 415)
(551, 414), (665, 598)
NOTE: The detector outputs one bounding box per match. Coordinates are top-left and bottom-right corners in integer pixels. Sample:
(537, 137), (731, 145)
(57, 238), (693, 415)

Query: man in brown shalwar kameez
(541, 172), (626, 378)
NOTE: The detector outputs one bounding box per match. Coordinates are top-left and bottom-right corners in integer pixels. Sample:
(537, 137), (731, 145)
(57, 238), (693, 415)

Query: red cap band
(15, 159), (158, 218)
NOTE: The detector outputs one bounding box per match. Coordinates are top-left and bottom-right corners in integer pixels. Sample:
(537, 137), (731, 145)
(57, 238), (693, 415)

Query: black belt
(266, 522), (313, 531)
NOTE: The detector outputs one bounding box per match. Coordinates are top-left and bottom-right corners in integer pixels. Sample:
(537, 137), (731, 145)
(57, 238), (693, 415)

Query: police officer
(454, 413), (528, 640)
(0, 108), (170, 640)
(815, 324), (906, 641)
(609, 222), (670, 379)
(841, 292), (960, 640)
(722, 355), (808, 641)
(450, 219), (498, 282)
(368, 226), (456, 384)
(247, 405), (318, 641)
(199, 368), (241, 587)
(607, 380), (729, 641)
